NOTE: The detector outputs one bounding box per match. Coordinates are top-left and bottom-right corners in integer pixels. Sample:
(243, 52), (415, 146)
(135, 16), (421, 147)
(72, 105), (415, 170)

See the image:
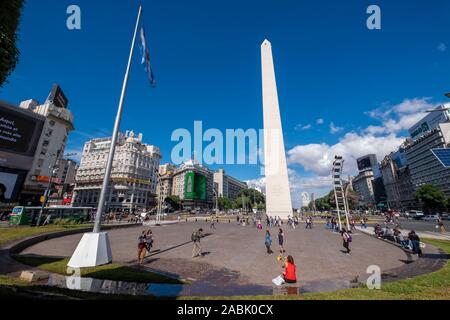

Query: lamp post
(68, 5), (142, 268)
(212, 188), (219, 213)
(36, 151), (78, 226)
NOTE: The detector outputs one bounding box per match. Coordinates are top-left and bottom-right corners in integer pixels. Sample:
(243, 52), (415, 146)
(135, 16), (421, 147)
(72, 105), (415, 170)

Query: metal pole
(93, 6), (142, 233)
(37, 150), (61, 226)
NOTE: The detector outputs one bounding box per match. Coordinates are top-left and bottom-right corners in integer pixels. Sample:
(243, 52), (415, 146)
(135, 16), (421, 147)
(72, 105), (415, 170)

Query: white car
(423, 214), (439, 222)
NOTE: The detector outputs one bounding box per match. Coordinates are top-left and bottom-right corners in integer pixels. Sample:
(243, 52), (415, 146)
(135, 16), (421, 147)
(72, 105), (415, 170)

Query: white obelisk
(261, 39), (293, 220)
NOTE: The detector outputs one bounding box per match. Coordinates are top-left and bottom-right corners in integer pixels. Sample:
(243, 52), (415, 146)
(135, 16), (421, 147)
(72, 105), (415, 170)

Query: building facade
(405, 122), (450, 197)
(352, 170), (375, 206)
(17, 86), (75, 205)
(171, 160), (214, 210)
(156, 163), (177, 211)
(213, 169), (247, 200)
(72, 131), (161, 213)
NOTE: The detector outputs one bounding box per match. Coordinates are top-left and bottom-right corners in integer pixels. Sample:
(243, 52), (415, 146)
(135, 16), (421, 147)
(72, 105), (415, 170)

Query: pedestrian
(408, 230), (422, 256)
(305, 217), (312, 229)
(265, 230), (273, 254)
(437, 219), (446, 233)
(360, 217), (367, 229)
(191, 228), (203, 258)
(341, 228), (351, 255)
(257, 219), (263, 230)
(137, 231), (147, 265)
(145, 229), (154, 253)
(210, 221), (216, 230)
(282, 255), (297, 284)
(278, 228), (285, 254)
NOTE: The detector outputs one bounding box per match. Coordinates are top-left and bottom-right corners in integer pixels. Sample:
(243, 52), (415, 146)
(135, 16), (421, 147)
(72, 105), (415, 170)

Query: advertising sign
(0, 167), (27, 203)
(357, 156), (372, 171)
(46, 84), (69, 109)
(184, 172), (207, 201)
(0, 101), (45, 170)
(408, 108), (450, 139)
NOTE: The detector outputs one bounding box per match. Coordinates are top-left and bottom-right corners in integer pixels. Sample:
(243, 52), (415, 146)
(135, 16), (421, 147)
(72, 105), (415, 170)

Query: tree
(237, 188), (265, 209)
(0, 0), (24, 87)
(217, 197), (232, 210)
(164, 195), (181, 211)
(414, 184), (447, 214)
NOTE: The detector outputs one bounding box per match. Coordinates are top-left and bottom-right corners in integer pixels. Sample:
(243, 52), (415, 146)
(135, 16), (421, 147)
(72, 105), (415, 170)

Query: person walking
(341, 228), (352, 255)
(145, 229), (154, 254)
(305, 217), (312, 229)
(191, 228), (204, 258)
(137, 231), (147, 265)
(437, 218), (446, 234)
(265, 230), (273, 254)
(278, 228), (285, 254)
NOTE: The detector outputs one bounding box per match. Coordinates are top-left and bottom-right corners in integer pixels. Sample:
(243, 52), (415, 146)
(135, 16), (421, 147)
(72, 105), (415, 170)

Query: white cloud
(287, 132), (404, 177)
(438, 43), (447, 52)
(295, 124), (312, 131)
(316, 118), (324, 125)
(329, 122), (343, 134)
(364, 97), (440, 135)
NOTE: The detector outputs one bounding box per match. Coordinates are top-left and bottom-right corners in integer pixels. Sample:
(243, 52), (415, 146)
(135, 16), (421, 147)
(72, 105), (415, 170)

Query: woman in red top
(283, 255), (297, 284)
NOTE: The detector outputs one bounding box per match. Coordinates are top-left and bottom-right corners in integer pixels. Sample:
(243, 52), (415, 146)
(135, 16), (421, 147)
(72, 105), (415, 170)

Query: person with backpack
(265, 230), (273, 254)
(137, 231), (147, 265)
(341, 228), (352, 255)
(191, 228), (203, 258)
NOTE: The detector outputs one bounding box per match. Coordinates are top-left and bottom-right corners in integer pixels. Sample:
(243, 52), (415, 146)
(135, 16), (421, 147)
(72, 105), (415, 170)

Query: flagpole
(93, 5), (142, 233)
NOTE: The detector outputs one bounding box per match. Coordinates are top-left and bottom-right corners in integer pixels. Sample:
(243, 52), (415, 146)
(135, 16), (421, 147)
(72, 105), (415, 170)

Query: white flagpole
(93, 5), (142, 233)
(68, 6), (143, 268)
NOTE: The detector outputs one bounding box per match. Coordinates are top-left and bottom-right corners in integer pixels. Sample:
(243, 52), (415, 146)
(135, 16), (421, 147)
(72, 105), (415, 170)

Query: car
(408, 210), (424, 220)
(423, 214), (440, 222)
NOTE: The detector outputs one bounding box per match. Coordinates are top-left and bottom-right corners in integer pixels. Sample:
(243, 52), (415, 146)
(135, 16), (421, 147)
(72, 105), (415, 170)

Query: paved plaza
(20, 221), (418, 294)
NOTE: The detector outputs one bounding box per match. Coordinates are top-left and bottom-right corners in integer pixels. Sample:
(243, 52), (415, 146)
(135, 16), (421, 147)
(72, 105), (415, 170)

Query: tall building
(380, 150), (416, 210)
(156, 163), (176, 210)
(171, 160), (214, 210)
(405, 122), (450, 197)
(17, 85), (75, 205)
(352, 170), (375, 206)
(72, 131), (161, 213)
(213, 169), (247, 200)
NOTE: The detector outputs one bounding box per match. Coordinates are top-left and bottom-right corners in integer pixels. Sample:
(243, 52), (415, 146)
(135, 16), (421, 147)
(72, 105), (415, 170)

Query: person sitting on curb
(282, 255), (297, 284)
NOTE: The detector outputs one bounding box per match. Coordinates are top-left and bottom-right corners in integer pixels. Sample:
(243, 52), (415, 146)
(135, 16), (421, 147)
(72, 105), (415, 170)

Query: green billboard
(184, 172), (207, 201)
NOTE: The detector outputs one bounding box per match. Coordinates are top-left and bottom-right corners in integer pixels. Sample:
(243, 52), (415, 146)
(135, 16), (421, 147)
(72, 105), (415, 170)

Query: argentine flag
(139, 26), (156, 88)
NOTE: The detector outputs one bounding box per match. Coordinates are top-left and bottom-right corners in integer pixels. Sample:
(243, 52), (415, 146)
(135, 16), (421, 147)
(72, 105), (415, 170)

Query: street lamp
(36, 151), (78, 226)
(212, 188), (219, 213)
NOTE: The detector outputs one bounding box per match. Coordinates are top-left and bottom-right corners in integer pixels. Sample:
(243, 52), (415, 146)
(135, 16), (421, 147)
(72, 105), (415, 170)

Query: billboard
(357, 155), (373, 171)
(46, 84), (69, 109)
(0, 167), (27, 203)
(0, 101), (45, 170)
(184, 172), (207, 201)
(408, 107), (450, 139)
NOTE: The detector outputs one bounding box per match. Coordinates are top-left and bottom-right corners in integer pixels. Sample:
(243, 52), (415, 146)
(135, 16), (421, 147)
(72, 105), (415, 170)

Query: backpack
(348, 234), (353, 243)
(191, 232), (198, 242)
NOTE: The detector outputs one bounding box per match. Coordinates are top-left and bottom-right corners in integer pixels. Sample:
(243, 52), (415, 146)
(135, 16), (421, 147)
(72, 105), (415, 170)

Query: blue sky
(1, 0), (450, 206)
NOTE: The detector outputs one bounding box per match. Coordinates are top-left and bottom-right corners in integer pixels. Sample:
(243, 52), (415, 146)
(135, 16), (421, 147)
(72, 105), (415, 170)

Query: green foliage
(164, 195), (182, 210)
(0, 0), (24, 87)
(414, 184), (447, 213)
(217, 197), (232, 210)
(236, 188), (265, 209)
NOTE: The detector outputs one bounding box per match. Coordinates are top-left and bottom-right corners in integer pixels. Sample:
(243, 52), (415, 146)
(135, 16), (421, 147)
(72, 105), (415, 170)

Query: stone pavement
(21, 222), (417, 294)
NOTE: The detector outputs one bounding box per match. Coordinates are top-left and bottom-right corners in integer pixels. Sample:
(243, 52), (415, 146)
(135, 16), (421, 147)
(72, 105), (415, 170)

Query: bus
(9, 206), (93, 226)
